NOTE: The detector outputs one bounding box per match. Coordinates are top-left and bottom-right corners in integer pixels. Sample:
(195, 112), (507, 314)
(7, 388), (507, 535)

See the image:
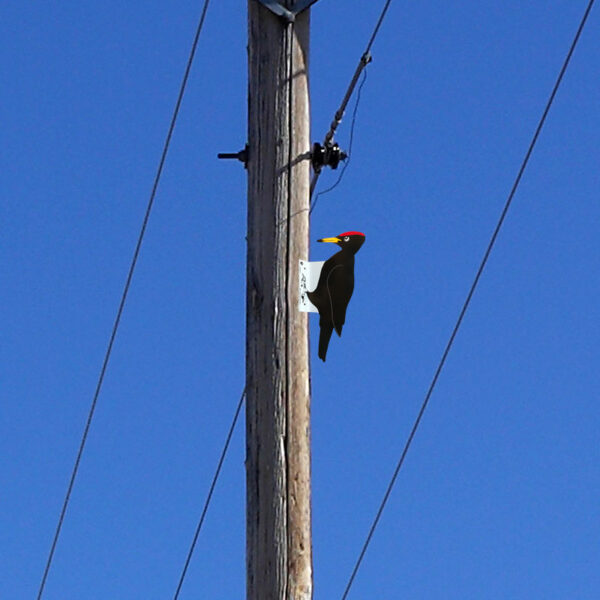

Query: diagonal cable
(365, 0), (394, 55)
(310, 0), (395, 199)
(340, 1), (596, 598)
(36, 1), (213, 597)
(172, 387), (246, 600)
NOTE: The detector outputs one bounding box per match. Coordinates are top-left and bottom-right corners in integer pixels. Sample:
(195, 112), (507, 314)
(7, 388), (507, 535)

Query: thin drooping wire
(36, 2), (213, 598)
(310, 69), (368, 215)
(340, 1), (596, 598)
(310, 0), (395, 199)
(172, 387), (246, 600)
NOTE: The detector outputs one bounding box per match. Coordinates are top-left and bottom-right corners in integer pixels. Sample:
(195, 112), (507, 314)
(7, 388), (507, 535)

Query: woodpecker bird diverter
(300, 232), (366, 361)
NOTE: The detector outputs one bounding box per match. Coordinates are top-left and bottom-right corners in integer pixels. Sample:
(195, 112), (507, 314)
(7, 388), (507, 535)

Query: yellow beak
(317, 237), (341, 243)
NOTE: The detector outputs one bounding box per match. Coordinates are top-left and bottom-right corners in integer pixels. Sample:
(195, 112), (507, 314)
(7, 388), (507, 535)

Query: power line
(172, 387), (246, 600)
(310, 69), (367, 215)
(365, 0), (394, 56)
(310, 0), (396, 198)
(35, 2), (213, 597)
(340, 1), (596, 598)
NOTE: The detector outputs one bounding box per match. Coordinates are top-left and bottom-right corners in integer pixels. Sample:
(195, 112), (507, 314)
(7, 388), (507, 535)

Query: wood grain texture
(246, 2), (312, 599)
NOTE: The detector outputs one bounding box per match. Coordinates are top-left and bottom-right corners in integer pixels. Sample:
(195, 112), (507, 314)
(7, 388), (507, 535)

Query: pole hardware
(254, 0), (322, 23)
(310, 51), (371, 197)
(217, 144), (248, 168)
(311, 141), (347, 171)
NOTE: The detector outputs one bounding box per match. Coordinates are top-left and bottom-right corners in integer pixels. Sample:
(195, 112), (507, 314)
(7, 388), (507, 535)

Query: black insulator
(311, 142), (347, 171)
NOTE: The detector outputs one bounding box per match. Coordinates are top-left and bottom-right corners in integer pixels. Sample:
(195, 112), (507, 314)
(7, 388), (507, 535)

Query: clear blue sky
(2, 1), (599, 598)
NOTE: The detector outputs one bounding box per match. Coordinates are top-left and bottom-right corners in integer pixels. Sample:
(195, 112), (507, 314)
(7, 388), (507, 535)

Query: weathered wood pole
(246, 1), (312, 599)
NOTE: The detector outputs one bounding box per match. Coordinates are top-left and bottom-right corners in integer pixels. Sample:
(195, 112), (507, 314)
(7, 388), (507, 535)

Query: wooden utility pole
(246, 1), (312, 599)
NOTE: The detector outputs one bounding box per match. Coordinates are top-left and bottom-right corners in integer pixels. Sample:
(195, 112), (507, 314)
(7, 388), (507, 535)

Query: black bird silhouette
(307, 231), (366, 361)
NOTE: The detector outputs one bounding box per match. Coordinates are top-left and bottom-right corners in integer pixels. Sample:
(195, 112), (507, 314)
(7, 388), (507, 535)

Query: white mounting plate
(299, 260), (324, 312)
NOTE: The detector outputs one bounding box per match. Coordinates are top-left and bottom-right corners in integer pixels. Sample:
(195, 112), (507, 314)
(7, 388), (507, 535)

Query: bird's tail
(318, 322), (333, 362)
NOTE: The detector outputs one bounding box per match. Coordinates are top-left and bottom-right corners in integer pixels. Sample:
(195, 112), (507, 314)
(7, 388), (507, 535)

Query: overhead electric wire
(365, 0), (394, 55)
(172, 387), (246, 600)
(35, 1), (213, 597)
(340, 1), (597, 598)
(310, 0), (395, 200)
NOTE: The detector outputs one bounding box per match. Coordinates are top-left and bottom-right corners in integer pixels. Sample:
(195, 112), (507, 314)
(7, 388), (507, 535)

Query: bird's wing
(325, 263), (352, 333)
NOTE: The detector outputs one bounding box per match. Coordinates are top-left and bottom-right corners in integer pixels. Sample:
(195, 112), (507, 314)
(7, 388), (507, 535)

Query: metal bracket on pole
(254, 0), (322, 23)
(218, 144), (249, 168)
(255, 0), (295, 22)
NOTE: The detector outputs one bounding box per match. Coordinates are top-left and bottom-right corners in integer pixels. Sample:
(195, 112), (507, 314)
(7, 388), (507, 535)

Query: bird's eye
(343, 236), (350, 242)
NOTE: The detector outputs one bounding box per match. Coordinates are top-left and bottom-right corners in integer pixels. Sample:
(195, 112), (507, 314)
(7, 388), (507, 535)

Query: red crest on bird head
(338, 231), (365, 237)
